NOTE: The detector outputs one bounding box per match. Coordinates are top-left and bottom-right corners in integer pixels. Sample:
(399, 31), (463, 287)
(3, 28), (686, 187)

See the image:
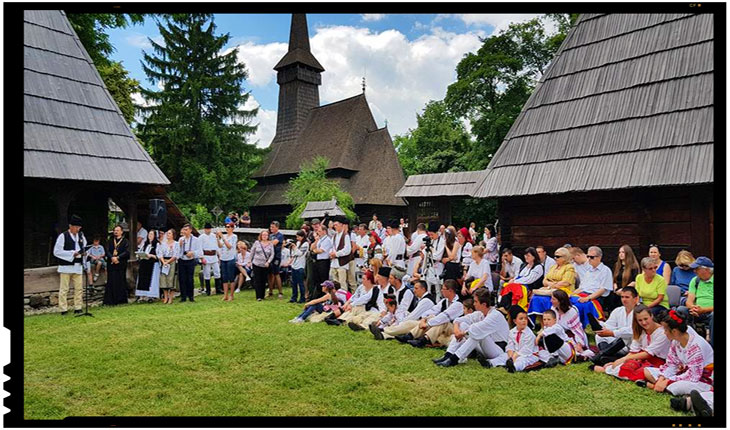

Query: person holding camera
(53, 215), (88, 314)
(288, 231), (309, 303)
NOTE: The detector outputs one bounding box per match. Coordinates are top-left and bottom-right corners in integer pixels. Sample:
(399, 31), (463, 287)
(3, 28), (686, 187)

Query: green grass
(24, 290), (687, 418)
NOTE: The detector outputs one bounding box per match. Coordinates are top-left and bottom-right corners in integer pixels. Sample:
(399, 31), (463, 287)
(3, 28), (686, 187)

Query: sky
(108, 13), (549, 147)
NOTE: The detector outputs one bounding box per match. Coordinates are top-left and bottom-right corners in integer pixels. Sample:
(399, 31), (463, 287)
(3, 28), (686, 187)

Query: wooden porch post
(128, 196), (137, 261)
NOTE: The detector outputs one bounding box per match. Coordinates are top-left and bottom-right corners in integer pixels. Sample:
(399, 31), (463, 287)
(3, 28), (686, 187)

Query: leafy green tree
(393, 100), (472, 177)
(67, 13), (145, 125)
(284, 157), (356, 229)
(445, 14), (578, 171)
(137, 14), (266, 211)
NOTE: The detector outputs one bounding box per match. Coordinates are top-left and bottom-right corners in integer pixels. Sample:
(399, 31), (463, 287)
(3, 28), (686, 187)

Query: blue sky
(107, 13), (548, 146)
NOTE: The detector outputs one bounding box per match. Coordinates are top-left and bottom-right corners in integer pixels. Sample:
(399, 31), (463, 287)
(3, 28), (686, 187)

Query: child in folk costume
(487, 306), (541, 372)
(536, 309), (576, 367)
(639, 308), (714, 396)
(375, 295), (408, 330)
(593, 304), (670, 380)
(550, 289), (591, 359)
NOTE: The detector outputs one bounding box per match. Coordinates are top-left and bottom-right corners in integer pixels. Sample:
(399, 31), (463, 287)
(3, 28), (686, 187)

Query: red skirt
(617, 355), (665, 381)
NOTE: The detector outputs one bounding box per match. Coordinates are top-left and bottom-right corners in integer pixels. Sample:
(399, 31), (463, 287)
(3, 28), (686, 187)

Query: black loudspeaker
(148, 199), (167, 230)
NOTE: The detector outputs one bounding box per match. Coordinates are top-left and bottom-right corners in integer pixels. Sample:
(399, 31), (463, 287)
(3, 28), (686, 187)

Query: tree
(67, 13), (145, 125)
(284, 157), (356, 229)
(137, 14), (266, 211)
(444, 14), (579, 171)
(393, 100), (472, 177)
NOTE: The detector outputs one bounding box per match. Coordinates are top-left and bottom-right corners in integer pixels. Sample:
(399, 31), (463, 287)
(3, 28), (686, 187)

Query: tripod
(421, 245), (442, 300)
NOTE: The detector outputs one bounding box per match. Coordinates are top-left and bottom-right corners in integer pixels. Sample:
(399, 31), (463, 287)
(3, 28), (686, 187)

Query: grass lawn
(24, 290), (687, 418)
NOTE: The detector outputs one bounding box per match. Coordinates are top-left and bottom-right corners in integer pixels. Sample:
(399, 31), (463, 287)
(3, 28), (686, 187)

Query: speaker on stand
(148, 199), (168, 231)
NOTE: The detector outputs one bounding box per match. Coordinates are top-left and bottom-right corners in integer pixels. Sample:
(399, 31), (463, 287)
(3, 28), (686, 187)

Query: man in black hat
(426, 223), (445, 278)
(382, 219), (406, 268)
(329, 216), (353, 292)
(53, 214), (87, 314)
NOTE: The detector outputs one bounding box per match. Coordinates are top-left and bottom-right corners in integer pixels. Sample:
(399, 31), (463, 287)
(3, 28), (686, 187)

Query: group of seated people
(287, 232), (715, 416)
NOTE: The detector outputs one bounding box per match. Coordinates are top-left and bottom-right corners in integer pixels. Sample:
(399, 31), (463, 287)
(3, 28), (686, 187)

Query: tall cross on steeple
(362, 77), (366, 93)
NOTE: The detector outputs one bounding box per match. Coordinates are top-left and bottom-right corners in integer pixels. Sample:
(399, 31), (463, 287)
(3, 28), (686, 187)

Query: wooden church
(250, 14), (406, 227)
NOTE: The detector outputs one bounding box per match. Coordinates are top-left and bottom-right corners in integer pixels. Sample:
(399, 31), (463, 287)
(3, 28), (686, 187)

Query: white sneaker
(235, 288), (240, 293)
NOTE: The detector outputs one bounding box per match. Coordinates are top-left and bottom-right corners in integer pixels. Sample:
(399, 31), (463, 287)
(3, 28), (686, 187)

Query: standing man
(136, 220), (147, 247)
(346, 221), (359, 292)
(178, 223), (202, 302)
(353, 223), (370, 269)
(268, 221), (285, 299)
(329, 216), (353, 292)
(53, 215), (87, 315)
(406, 223), (428, 277)
(383, 219), (406, 268)
(368, 214), (378, 231)
(199, 223), (222, 295)
(305, 218), (321, 300)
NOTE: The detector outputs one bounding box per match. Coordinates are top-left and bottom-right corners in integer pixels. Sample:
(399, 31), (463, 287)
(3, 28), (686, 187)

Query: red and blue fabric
(570, 293), (605, 328)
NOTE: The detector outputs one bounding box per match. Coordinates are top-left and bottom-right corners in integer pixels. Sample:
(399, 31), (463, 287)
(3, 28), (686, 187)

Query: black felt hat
(427, 223), (439, 233)
(544, 333), (564, 354)
(204, 222), (213, 229)
(387, 219), (400, 229)
(69, 214), (83, 226)
(509, 305), (526, 321)
(378, 266), (392, 277)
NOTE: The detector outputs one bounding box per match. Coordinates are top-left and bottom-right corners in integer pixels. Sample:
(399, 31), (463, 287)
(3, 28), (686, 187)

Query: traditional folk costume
(444, 310), (485, 359)
(330, 224), (353, 291)
(199, 227), (222, 294)
(501, 263), (543, 309)
(338, 284), (385, 327)
(408, 295), (464, 346)
(135, 240), (160, 299)
(157, 239), (180, 292)
(406, 231), (427, 277)
(53, 216), (88, 312)
(450, 307), (510, 362)
(380, 293), (436, 339)
(604, 326), (670, 381)
(594, 306), (634, 355)
(644, 327), (714, 396)
(378, 307), (408, 330)
(382, 220), (406, 268)
(489, 325), (541, 371)
(554, 305), (589, 349)
(537, 324), (576, 365)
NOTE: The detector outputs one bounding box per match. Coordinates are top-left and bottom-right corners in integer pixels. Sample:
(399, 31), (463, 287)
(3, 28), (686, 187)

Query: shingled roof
(273, 14), (324, 72)
(24, 10), (170, 185)
(396, 171), (487, 198)
(255, 93), (377, 179)
(474, 13), (713, 198)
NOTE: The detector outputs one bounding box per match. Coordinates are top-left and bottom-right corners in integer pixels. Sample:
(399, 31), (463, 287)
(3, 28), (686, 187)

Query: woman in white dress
(135, 230), (160, 302)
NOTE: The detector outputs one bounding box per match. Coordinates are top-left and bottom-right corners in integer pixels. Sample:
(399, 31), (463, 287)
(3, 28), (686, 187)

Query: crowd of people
(52, 213), (715, 417)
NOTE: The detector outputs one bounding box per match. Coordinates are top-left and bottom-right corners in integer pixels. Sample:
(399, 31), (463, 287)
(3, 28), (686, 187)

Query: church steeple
(273, 14), (323, 142)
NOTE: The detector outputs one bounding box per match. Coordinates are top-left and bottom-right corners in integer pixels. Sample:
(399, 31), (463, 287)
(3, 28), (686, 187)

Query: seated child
(376, 295), (408, 330)
(487, 306), (540, 372)
(85, 235), (106, 284)
(593, 304), (670, 380)
(536, 309), (576, 367)
(640, 309), (713, 396)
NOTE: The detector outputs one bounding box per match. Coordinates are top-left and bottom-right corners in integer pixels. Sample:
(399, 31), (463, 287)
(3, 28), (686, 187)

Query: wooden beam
(50, 188), (77, 235)
(128, 195), (137, 261)
(690, 187), (711, 258)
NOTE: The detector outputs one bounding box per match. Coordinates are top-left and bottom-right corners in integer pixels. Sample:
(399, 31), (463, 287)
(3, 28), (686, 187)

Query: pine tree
(137, 14), (266, 211)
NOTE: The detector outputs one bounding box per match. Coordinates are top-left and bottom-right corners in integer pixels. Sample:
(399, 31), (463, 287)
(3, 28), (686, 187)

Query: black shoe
(432, 352), (452, 363)
(74, 309), (83, 314)
(670, 396), (691, 412)
(477, 354), (493, 368)
(325, 317), (342, 326)
(189, 299), (195, 302)
(436, 354), (459, 367)
(60, 311), (68, 315)
(588, 364), (596, 371)
(395, 333), (414, 344)
(506, 358), (516, 373)
(348, 322), (365, 331)
(180, 298), (187, 303)
(289, 299), (297, 303)
(690, 390), (713, 417)
(544, 356), (561, 368)
(407, 337), (429, 348)
(635, 380), (647, 388)
(298, 300), (306, 304)
(369, 323), (384, 340)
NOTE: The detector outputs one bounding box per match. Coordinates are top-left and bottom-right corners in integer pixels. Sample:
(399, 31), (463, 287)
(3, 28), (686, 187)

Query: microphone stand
(76, 235), (94, 318)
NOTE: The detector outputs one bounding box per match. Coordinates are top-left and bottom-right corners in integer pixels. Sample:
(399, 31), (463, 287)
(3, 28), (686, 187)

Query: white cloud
(361, 14), (386, 22)
(227, 41), (287, 87)
(307, 25), (485, 137)
(242, 95), (277, 148)
(438, 14), (542, 35)
(126, 33), (164, 49)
